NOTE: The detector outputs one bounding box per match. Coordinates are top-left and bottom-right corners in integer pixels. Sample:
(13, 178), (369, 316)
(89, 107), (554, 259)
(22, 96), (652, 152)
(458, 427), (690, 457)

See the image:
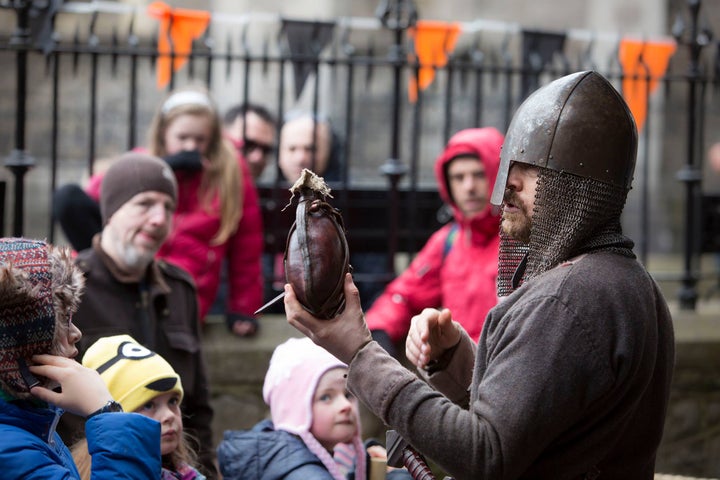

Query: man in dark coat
(58, 152), (218, 479)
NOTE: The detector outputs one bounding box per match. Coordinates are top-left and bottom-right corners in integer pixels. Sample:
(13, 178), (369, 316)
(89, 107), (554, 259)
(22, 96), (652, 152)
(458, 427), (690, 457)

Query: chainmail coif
(497, 168), (635, 297)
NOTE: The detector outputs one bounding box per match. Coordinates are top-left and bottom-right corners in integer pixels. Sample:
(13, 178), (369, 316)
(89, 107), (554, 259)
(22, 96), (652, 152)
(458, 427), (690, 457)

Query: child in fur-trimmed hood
(0, 237), (161, 479)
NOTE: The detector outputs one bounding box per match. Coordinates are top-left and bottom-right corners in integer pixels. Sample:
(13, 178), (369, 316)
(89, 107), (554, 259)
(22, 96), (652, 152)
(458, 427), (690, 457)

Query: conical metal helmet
(491, 71), (638, 206)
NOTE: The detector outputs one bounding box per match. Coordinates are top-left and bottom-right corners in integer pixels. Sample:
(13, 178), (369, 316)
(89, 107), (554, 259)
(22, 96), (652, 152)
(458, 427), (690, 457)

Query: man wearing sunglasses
(223, 102), (277, 180)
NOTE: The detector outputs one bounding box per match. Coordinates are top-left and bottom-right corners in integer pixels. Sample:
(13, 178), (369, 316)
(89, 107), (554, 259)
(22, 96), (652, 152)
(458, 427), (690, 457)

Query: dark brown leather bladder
(284, 170), (350, 319)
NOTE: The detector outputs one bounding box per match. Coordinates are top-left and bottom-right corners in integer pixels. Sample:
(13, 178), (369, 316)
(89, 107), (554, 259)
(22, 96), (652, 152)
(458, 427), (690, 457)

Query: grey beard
(110, 235), (155, 272)
(120, 245), (155, 270)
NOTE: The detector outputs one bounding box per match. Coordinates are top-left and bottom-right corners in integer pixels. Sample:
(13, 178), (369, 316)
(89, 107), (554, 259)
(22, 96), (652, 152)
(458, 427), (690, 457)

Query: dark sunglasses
(241, 139), (275, 157)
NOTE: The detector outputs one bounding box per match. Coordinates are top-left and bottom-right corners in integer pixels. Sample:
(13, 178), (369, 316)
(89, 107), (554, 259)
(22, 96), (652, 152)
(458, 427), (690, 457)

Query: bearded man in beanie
(58, 152), (218, 479)
(283, 71), (674, 479)
(0, 237), (161, 478)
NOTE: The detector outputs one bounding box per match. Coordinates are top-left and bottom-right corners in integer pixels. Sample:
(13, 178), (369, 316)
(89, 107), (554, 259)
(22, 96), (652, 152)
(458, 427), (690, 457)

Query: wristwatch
(86, 400), (124, 419)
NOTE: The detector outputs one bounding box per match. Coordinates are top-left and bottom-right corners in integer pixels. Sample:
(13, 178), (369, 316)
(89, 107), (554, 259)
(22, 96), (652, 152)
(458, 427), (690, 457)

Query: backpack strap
(443, 223), (460, 261)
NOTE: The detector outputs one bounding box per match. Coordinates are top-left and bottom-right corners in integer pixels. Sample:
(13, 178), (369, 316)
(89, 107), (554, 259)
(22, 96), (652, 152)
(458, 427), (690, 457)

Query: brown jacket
(349, 252), (674, 480)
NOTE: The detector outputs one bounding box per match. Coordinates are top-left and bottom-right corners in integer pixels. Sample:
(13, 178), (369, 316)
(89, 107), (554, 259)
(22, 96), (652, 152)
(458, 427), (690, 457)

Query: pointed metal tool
(254, 291), (286, 315)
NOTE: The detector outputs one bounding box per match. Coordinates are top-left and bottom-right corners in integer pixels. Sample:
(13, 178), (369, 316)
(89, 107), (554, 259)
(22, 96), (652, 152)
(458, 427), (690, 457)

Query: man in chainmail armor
(282, 71), (676, 480)
(494, 71), (640, 296)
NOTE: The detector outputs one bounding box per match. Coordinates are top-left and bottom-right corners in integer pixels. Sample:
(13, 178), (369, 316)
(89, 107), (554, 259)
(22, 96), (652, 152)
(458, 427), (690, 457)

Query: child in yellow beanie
(72, 335), (205, 480)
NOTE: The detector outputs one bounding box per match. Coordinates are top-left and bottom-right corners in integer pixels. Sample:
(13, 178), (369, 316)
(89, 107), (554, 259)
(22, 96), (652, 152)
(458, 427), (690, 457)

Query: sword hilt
(386, 430), (436, 480)
(400, 446), (437, 480)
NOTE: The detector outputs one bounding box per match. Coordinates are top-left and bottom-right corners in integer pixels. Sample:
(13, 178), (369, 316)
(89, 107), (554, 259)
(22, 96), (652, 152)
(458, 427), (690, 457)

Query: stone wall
(657, 310), (720, 477)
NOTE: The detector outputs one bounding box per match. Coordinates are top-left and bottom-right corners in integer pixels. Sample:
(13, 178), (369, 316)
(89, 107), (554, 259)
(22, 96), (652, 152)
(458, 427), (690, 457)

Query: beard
(120, 243), (156, 270)
(108, 233), (156, 271)
(501, 192), (532, 243)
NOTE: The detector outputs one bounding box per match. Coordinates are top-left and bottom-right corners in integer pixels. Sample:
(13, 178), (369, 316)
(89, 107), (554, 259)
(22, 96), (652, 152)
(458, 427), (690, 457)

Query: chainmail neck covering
(497, 168), (636, 297)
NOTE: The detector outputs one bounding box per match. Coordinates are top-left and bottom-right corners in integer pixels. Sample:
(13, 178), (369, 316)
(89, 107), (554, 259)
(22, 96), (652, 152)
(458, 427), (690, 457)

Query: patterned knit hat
(262, 337), (366, 480)
(82, 334), (183, 413)
(0, 238), (83, 399)
(100, 152), (178, 224)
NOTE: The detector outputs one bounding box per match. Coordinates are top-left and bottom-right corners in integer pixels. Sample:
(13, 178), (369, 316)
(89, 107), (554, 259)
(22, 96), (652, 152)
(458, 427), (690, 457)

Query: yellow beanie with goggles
(82, 334), (184, 413)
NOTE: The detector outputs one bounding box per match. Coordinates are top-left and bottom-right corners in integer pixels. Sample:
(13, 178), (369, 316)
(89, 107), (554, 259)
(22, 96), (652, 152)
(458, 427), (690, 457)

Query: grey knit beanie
(100, 152), (178, 223)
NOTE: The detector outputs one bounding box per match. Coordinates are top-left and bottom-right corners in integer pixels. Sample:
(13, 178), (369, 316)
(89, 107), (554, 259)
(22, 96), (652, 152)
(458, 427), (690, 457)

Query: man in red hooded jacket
(366, 128), (503, 355)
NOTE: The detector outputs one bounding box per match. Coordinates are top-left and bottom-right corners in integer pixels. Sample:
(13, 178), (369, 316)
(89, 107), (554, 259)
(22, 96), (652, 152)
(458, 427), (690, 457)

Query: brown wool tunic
(349, 252), (674, 480)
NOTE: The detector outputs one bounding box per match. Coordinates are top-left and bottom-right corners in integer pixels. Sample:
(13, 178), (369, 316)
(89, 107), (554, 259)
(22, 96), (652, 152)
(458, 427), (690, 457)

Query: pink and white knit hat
(262, 337), (366, 480)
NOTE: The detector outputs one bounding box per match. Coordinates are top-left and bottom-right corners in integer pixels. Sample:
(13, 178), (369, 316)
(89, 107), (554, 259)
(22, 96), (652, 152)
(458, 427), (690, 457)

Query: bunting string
(54, 0), (682, 106)
(58, 1), (676, 43)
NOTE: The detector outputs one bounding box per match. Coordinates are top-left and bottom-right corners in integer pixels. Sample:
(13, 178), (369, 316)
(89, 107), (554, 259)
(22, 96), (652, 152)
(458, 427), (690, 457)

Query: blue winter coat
(218, 420), (413, 480)
(0, 397), (161, 479)
(218, 419), (333, 480)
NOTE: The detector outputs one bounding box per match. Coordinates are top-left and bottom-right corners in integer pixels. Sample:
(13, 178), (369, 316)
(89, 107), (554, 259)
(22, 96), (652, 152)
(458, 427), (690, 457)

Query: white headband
(161, 90), (213, 113)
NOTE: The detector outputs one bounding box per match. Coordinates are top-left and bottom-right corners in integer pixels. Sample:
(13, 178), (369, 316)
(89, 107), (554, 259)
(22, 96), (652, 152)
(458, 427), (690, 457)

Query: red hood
(433, 127), (504, 241)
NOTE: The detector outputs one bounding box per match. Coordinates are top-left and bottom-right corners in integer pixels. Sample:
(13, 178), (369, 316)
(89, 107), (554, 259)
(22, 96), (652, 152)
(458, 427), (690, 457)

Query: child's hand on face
(28, 354), (114, 417)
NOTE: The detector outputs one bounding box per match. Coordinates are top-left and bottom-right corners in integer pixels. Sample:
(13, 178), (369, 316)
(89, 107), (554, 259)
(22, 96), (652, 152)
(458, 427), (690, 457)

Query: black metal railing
(0, 0), (718, 309)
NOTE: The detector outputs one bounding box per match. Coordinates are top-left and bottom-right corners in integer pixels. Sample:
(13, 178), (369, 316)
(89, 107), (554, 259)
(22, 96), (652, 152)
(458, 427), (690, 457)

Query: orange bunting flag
(619, 38), (677, 132)
(147, 1), (211, 90)
(408, 20), (462, 103)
